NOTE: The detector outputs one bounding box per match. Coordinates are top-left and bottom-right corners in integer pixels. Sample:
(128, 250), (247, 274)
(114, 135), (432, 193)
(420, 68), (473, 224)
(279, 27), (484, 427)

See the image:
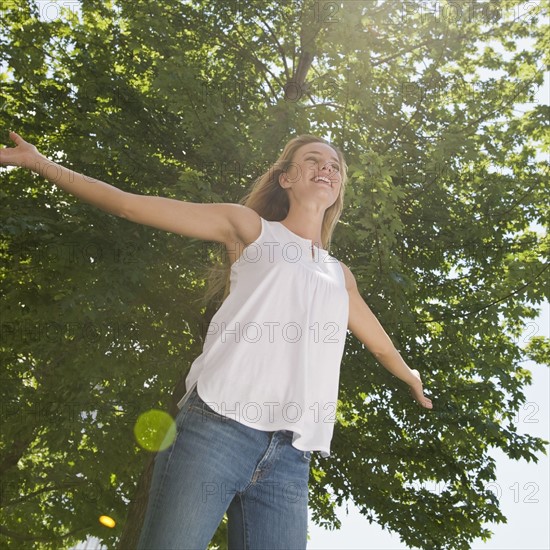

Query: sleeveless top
(179, 217), (349, 458)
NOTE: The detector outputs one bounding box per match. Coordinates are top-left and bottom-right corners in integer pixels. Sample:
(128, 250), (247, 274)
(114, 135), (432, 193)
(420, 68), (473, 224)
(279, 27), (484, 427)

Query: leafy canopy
(0, 1), (548, 549)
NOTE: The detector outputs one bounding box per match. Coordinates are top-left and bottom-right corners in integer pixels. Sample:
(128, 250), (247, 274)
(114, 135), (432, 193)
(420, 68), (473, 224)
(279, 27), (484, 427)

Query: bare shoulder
(338, 261), (359, 292)
(225, 204), (262, 247)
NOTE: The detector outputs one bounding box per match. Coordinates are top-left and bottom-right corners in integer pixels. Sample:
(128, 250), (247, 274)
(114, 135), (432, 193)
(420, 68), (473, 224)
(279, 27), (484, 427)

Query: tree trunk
(116, 306), (215, 549)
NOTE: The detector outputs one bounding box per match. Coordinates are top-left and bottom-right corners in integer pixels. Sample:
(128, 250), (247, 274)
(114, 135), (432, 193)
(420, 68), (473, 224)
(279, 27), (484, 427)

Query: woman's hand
(409, 369), (433, 409)
(0, 131), (40, 169)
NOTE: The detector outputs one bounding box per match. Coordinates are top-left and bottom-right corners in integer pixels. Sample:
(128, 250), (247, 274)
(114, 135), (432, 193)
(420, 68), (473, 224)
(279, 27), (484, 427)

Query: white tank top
(179, 217), (349, 457)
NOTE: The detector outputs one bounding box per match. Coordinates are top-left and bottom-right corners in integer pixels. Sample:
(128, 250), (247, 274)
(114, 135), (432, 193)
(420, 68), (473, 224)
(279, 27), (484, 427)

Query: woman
(0, 131), (432, 550)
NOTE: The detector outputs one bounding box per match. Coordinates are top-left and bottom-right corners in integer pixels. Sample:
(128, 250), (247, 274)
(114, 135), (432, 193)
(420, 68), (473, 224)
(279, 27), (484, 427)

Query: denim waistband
(189, 386), (297, 439)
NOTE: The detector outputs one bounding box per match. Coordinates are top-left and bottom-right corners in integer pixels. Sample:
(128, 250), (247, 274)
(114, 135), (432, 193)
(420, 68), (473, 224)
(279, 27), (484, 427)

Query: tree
(0, 1), (548, 548)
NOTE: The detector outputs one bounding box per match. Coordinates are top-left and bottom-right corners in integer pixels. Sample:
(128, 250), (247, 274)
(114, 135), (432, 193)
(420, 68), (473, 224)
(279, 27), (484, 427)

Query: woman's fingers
(421, 395), (433, 409)
(410, 385), (433, 409)
(10, 131), (20, 146)
(409, 369), (433, 409)
(0, 131), (38, 168)
(8, 130), (27, 148)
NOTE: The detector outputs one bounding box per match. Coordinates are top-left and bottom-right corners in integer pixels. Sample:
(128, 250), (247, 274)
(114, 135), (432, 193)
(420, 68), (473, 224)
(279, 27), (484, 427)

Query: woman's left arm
(339, 262), (433, 409)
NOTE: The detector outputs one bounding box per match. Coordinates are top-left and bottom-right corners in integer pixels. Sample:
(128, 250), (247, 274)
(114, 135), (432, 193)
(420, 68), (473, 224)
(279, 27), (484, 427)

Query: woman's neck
(280, 209), (324, 246)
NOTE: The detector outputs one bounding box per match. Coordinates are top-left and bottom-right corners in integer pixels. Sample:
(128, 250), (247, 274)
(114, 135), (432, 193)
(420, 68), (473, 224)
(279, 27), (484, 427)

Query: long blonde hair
(202, 134), (348, 307)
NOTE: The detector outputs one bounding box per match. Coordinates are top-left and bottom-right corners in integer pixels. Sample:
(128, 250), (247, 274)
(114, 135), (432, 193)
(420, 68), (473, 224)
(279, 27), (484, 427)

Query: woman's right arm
(0, 131), (259, 245)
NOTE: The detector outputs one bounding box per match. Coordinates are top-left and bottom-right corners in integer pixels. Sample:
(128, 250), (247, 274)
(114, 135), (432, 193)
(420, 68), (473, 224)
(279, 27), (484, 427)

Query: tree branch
(416, 263), (550, 324)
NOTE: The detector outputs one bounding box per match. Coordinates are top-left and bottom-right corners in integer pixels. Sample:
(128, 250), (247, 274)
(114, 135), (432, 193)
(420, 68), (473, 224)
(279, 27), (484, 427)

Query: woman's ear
(279, 171), (287, 189)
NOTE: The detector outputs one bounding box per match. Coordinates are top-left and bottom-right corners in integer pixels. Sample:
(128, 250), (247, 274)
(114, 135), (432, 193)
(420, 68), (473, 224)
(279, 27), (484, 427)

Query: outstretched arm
(0, 131), (260, 246)
(0, 131), (129, 217)
(339, 261), (433, 409)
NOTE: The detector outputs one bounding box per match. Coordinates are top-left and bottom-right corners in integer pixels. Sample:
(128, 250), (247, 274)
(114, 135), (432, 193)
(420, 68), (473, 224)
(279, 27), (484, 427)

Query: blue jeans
(136, 385), (311, 549)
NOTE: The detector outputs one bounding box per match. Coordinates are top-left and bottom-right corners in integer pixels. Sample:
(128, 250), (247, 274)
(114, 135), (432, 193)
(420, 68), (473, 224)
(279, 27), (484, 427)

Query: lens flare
(134, 409), (177, 452)
(99, 515), (116, 528)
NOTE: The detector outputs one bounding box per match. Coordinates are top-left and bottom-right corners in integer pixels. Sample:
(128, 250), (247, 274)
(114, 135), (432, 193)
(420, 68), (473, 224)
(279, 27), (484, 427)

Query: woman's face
(280, 142), (342, 209)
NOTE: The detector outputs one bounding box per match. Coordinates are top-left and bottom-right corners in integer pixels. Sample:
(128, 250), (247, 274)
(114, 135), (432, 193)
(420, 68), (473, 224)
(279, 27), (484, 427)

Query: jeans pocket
(301, 451), (312, 463)
(176, 382), (197, 411)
